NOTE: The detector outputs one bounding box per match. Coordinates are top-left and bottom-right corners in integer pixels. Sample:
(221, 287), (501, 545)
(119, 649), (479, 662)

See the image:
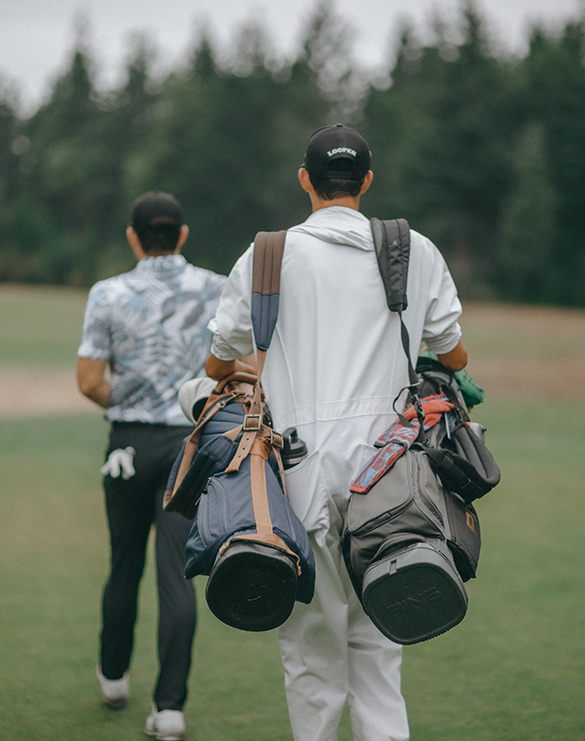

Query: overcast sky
(2, 0), (584, 114)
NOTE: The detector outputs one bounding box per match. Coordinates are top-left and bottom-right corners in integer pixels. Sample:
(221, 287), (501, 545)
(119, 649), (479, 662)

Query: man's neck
(310, 194), (361, 212)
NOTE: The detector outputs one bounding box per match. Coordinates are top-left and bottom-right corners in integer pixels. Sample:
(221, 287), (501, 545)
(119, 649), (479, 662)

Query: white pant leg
(277, 526), (349, 741)
(277, 523), (409, 741)
(346, 593), (409, 741)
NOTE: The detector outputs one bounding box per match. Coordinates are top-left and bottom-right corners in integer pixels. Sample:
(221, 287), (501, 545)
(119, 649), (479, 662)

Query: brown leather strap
(172, 391), (244, 492)
(219, 533), (301, 575)
(252, 230), (286, 296)
(211, 371), (258, 395)
(193, 392), (232, 435)
(249, 438), (273, 535)
(225, 418), (283, 472)
(243, 364), (265, 426)
(225, 427), (259, 473)
(171, 427), (202, 496)
(219, 432), (300, 575)
(274, 447), (288, 498)
(223, 425), (243, 442)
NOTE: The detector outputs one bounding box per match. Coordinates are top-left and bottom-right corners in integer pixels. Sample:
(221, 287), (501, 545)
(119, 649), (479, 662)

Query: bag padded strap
(252, 230), (287, 352)
(371, 217), (419, 392)
(223, 231), (287, 474)
(371, 217), (410, 314)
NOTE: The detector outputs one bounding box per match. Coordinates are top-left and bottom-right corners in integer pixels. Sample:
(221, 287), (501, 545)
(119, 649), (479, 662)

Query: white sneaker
(96, 665), (130, 709)
(145, 705), (186, 741)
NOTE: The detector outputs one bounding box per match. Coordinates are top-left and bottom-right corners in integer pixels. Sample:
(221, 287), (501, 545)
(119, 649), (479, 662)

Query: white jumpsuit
(209, 206), (463, 741)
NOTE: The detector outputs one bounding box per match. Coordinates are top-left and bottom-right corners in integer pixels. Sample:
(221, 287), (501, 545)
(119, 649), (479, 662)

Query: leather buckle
(243, 414), (262, 431)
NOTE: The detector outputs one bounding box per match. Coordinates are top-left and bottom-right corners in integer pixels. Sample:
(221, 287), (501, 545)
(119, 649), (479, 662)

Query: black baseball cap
(130, 191), (184, 236)
(303, 124), (371, 181)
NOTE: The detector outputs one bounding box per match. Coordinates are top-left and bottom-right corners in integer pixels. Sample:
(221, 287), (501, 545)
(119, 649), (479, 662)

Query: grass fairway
(2, 403), (584, 740)
(0, 285), (88, 368)
(1, 286), (584, 739)
(0, 415), (293, 741)
(402, 397), (585, 740)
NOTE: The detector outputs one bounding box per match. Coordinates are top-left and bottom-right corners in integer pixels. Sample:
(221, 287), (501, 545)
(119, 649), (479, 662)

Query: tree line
(1, 1), (584, 306)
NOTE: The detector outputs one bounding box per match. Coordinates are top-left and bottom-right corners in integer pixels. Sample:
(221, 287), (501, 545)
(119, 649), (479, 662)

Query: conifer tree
(0, 86), (27, 281)
(22, 37), (103, 284)
(496, 123), (558, 302)
(362, 2), (514, 296)
(517, 21), (585, 304)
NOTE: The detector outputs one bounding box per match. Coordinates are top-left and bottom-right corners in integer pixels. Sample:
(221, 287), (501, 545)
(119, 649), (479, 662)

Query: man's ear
(360, 170), (374, 195)
(176, 224), (189, 251)
(126, 226), (146, 261)
(298, 167), (313, 194)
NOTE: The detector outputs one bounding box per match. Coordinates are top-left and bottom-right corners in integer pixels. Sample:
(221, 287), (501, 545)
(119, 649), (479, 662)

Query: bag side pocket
(444, 491), (481, 581)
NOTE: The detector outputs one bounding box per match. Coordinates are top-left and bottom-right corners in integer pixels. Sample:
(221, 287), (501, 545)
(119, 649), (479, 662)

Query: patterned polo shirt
(78, 254), (226, 425)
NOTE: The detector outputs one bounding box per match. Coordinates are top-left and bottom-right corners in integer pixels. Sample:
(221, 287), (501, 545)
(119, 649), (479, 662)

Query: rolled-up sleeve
(420, 240), (463, 356)
(208, 246), (255, 361)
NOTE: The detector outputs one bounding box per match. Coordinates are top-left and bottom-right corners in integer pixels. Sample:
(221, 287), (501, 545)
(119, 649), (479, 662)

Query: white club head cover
(178, 377), (218, 423)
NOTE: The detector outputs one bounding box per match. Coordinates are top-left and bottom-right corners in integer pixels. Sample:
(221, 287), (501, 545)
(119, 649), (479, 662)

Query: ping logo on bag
(386, 586), (444, 618)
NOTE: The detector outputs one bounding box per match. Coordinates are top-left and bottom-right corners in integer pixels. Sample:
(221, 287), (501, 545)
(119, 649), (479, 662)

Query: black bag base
(205, 540), (298, 632)
(361, 542), (468, 645)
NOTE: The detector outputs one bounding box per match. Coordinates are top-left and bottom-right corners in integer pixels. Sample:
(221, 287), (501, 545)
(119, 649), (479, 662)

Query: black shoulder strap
(371, 217), (410, 313)
(370, 218), (419, 390)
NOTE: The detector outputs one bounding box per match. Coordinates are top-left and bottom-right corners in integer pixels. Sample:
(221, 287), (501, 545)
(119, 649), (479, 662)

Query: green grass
(0, 415), (295, 741)
(402, 398), (585, 740)
(1, 404), (584, 740)
(0, 285), (88, 368)
(1, 286), (584, 739)
(459, 302), (585, 362)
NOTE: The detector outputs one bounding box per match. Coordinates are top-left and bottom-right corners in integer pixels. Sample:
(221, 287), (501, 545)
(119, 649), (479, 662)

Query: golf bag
(341, 219), (501, 645)
(164, 231), (315, 632)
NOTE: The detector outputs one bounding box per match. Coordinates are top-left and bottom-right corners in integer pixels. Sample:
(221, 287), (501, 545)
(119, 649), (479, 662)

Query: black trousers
(100, 422), (196, 711)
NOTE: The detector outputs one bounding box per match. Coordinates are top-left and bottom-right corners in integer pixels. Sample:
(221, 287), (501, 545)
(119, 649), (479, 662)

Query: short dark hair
(130, 191), (183, 254)
(136, 228), (181, 254)
(308, 158), (365, 200)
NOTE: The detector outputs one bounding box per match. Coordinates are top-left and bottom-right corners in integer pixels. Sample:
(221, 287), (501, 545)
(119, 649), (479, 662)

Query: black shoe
(206, 540), (298, 632)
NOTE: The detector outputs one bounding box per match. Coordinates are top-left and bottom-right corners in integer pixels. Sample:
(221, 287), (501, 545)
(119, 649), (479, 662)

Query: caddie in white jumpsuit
(206, 125), (468, 741)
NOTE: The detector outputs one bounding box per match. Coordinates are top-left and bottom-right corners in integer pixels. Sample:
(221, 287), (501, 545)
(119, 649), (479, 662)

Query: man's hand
(205, 353), (256, 381)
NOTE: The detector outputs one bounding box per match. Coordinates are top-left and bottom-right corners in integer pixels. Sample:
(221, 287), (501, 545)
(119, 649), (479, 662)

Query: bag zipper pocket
(350, 497), (413, 537)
